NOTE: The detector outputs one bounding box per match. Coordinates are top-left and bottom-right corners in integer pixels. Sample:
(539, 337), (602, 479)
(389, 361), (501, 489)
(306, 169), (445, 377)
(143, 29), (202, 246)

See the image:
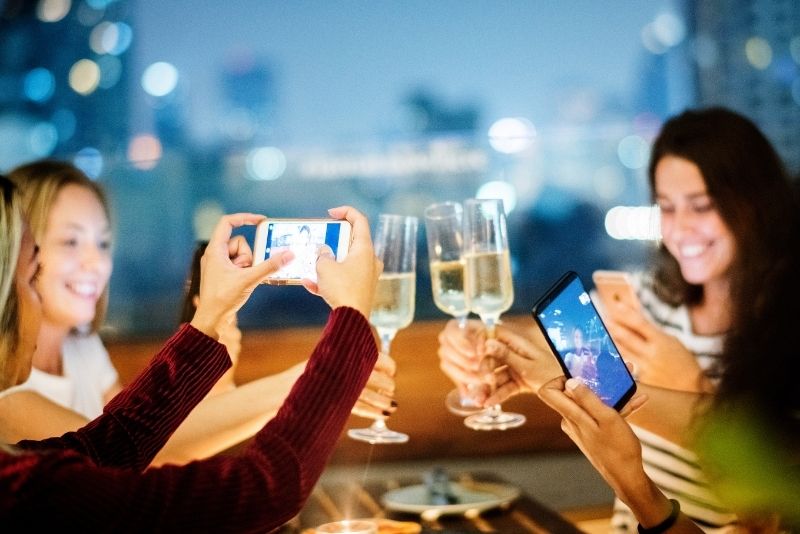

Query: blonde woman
(1, 175), (382, 529)
(0, 160), (396, 465)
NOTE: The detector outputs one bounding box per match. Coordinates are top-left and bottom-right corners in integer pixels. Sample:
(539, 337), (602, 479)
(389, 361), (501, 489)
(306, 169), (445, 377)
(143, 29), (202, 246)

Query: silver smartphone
(253, 218), (352, 284)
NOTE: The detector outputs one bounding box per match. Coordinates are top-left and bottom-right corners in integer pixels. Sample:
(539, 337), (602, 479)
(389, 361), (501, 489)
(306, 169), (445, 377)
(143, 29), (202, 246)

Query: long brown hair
(8, 160), (111, 334)
(647, 107), (793, 311)
(650, 108), (799, 445)
(0, 175), (25, 391)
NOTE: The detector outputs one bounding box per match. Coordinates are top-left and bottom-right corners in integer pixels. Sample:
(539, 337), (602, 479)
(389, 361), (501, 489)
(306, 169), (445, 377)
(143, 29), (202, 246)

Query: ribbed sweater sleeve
(16, 323), (230, 471)
(1, 306), (377, 533)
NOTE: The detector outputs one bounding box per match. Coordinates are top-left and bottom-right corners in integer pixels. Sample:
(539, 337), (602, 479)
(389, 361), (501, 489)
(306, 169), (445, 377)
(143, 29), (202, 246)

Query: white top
(0, 332), (118, 420)
(610, 272), (738, 533)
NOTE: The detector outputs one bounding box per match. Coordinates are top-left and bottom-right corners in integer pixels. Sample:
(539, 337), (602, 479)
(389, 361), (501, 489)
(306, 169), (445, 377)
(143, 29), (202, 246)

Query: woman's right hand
(302, 205), (382, 318)
(481, 326), (564, 406)
(437, 319), (488, 399)
(191, 213), (293, 338)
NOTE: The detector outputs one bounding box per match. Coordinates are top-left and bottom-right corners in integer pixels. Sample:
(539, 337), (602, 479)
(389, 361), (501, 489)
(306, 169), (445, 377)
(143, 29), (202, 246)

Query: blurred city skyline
(131, 0), (685, 147)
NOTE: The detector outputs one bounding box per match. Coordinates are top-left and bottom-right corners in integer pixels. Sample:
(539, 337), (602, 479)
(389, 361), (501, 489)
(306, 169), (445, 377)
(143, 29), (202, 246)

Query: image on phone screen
(532, 271), (636, 410)
(264, 221), (343, 282)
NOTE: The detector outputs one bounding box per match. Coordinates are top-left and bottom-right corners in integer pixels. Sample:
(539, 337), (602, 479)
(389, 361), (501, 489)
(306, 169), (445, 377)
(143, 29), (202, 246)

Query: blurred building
(689, 0), (800, 173)
(0, 0), (133, 173)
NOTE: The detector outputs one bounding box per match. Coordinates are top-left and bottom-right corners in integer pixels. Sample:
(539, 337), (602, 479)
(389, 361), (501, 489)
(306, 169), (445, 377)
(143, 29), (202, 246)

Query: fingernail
(382, 410), (391, 416)
(281, 251), (295, 264)
(565, 378), (581, 390)
(390, 400), (398, 408)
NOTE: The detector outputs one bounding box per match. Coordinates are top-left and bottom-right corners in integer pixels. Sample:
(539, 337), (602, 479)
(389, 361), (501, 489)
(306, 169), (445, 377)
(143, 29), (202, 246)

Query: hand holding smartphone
(253, 218), (352, 284)
(532, 271), (636, 411)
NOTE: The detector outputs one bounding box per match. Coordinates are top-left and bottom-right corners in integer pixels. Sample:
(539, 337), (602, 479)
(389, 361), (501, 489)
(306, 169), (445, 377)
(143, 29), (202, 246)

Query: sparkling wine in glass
(424, 201), (482, 417)
(462, 198), (526, 431)
(348, 214), (417, 444)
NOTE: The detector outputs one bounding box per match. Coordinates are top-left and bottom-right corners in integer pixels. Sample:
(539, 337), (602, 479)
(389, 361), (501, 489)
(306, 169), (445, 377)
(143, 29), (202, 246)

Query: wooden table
(277, 471), (585, 533)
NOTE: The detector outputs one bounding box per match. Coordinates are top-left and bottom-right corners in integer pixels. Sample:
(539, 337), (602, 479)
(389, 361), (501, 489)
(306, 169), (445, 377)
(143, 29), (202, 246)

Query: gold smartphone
(592, 270), (641, 312)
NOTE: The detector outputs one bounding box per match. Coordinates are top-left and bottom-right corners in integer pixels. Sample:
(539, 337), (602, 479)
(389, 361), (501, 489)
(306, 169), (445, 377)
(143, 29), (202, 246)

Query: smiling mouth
(678, 243), (708, 259)
(67, 282), (100, 299)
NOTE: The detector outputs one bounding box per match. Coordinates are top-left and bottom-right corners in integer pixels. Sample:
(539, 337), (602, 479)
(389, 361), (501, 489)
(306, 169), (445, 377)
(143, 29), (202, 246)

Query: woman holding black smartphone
(437, 107), (799, 531)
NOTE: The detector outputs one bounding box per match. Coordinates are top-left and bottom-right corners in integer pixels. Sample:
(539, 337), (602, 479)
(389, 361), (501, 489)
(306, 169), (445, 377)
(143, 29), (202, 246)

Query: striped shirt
(610, 272), (739, 533)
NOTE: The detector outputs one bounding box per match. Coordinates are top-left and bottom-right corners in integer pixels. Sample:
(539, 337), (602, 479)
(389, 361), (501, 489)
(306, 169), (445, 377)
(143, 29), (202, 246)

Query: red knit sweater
(0, 306), (377, 533)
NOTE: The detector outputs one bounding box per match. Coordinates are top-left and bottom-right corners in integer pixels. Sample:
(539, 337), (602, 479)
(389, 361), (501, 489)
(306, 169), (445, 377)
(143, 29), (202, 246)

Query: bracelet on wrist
(637, 498), (681, 534)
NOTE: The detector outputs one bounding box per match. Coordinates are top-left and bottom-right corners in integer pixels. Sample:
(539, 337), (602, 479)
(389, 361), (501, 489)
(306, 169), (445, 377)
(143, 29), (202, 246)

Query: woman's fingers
(440, 358), (484, 386)
(538, 377), (599, 430)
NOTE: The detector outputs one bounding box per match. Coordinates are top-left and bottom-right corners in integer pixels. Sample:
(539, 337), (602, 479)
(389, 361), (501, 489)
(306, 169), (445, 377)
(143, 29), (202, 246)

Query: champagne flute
(423, 201), (483, 417)
(348, 214), (417, 444)
(462, 198), (526, 431)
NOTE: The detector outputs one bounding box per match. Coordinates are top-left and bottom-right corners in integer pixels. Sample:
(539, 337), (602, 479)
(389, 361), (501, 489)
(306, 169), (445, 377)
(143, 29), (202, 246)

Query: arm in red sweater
(1, 307), (377, 533)
(15, 323), (230, 471)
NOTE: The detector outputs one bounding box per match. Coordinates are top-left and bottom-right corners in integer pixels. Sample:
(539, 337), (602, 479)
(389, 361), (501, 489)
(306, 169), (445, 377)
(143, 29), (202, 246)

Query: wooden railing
(107, 314), (574, 464)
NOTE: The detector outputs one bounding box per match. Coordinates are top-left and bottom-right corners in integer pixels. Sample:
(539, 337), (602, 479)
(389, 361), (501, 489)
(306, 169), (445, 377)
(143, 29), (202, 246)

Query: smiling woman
(6, 161), (120, 420)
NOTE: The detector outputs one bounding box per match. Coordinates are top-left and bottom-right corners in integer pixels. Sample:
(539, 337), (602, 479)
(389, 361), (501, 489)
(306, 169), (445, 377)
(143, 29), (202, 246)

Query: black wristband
(637, 499), (681, 534)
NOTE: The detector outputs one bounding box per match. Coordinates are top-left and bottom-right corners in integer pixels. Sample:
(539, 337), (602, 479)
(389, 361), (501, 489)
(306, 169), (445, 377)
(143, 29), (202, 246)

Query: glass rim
(378, 213), (418, 223)
(424, 200), (462, 220)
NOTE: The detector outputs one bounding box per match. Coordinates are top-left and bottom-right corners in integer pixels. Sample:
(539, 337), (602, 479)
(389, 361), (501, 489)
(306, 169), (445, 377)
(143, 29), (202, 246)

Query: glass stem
(482, 316), (500, 415)
(456, 314), (468, 329)
(371, 419), (388, 431)
(378, 329), (396, 355)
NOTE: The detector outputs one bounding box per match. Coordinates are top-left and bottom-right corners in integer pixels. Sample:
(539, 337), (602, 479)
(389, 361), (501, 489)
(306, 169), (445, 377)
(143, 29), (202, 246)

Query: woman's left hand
(604, 301), (710, 392)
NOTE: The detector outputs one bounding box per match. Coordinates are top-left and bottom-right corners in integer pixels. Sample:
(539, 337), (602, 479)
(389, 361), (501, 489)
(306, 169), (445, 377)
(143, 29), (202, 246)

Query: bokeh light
(127, 134), (163, 170)
(37, 0), (71, 22)
(488, 117), (536, 154)
(74, 147), (104, 179)
(652, 12), (686, 47)
(617, 135), (650, 169)
(246, 146), (287, 181)
(68, 58), (101, 95)
(641, 23), (669, 54)
(90, 21), (133, 55)
(142, 62), (179, 97)
(29, 121), (59, 157)
(604, 205), (660, 240)
(745, 37), (772, 70)
(476, 181), (517, 215)
(791, 36), (800, 65)
(23, 67), (55, 103)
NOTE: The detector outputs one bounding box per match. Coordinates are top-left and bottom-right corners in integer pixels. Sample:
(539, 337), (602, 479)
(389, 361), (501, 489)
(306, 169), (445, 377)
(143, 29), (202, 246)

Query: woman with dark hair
(437, 107), (798, 531)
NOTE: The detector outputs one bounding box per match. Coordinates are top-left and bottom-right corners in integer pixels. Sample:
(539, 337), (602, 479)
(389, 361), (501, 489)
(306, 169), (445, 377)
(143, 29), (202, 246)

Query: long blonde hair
(8, 160), (111, 334)
(0, 175), (25, 391)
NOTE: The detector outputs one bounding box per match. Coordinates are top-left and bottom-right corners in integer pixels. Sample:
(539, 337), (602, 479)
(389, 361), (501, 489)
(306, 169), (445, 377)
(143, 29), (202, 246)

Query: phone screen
(262, 221), (346, 282)
(532, 271), (636, 410)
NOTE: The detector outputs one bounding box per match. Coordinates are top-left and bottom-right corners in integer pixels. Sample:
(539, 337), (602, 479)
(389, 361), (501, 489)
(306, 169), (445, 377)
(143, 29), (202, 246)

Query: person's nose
(668, 206), (695, 239)
(80, 243), (108, 271)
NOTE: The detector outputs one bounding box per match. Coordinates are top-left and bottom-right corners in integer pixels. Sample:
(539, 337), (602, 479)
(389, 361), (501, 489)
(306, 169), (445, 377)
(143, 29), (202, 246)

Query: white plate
(381, 481), (520, 516)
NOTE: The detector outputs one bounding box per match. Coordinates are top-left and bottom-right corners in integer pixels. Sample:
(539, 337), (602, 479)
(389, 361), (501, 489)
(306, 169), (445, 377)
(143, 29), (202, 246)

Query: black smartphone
(531, 271), (636, 410)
